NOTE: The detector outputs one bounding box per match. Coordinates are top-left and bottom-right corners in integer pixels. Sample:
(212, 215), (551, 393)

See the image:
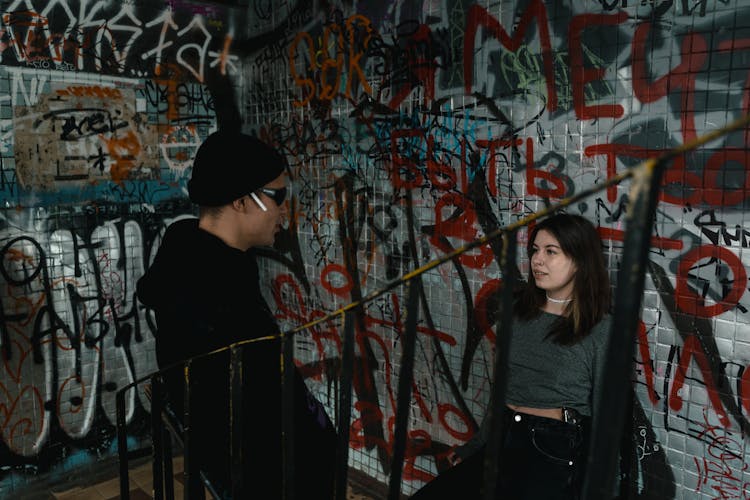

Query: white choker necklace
(546, 294), (572, 304)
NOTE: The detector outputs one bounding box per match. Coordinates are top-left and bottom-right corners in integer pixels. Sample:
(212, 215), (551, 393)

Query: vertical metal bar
(164, 431), (175, 500)
(116, 386), (130, 500)
(334, 312), (355, 500)
(182, 360), (201, 499)
(581, 159), (665, 499)
(388, 278), (422, 500)
(281, 332), (296, 500)
(151, 375), (165, 500)
(230, 345), (244, 498)
(482, 230), (516, 500)
(618, 389), (635, 500)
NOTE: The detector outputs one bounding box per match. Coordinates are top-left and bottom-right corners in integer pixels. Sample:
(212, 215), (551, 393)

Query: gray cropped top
(505, 311), (612, 417)
(453, 311), (612, 459)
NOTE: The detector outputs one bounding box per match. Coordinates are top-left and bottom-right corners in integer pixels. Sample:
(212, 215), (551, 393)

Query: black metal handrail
(116, 336), (276, 500)
(115, 113), (750, 499)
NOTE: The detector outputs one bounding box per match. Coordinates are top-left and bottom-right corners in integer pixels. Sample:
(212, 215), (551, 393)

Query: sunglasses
(257, 186), (287, 206)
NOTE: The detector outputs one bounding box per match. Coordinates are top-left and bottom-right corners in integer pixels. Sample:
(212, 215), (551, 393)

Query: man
(137, 130), (336, 498)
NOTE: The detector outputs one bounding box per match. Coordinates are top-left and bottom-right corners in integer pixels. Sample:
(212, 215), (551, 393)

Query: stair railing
(116, 114), (750, 499)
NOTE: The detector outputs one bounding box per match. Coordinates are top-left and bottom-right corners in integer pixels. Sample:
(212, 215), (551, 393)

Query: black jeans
(411, 407), (588, 500)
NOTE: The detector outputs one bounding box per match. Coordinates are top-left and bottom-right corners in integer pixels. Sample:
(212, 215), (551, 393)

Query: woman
(411, 213), (612, 499)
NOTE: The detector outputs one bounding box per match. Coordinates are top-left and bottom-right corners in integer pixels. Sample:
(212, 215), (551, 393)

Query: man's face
(248, 172), (288, 247)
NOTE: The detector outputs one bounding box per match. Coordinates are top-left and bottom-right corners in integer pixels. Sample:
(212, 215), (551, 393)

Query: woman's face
(530, 229), (577, 300)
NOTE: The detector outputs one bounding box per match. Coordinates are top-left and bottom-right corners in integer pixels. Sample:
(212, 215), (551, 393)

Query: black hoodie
(137, 218), (279, 366)
(137, 218), (335, 497)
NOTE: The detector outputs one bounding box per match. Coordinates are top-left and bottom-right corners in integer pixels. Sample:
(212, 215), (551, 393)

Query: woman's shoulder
(584, 314), (612, 346)
(595, 313), (613, 330)
(586, 314), (613, 346)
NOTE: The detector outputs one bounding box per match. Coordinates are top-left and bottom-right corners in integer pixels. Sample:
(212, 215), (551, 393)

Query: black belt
(503, 406), (585, 427)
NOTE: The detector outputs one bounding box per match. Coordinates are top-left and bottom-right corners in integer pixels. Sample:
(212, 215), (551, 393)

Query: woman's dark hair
(514, 213), (611, 344)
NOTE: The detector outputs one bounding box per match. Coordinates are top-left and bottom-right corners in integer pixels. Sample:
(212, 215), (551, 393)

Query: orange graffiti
(289, 14), (374, 106)
(101, 130), (141, 184)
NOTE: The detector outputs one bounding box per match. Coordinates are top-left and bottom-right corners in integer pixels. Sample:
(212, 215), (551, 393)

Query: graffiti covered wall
(0, 0), (236, 494)
(247, 0), (750, 498)
(1, 0), (750, 499)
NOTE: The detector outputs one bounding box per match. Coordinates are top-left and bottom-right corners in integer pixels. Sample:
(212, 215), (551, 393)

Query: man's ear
(231, 196), (248, 212)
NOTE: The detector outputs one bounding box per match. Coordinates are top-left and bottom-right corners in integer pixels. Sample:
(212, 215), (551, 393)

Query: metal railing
(115, 114), (750, 499)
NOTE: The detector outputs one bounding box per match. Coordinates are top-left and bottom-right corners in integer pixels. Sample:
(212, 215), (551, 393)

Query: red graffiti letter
(569, 12), (628, 120)
(464, 2), (557, 111)
(670, 335), (730, 428)
(632, 22), (706, 142)
(675, 245), (746, 318)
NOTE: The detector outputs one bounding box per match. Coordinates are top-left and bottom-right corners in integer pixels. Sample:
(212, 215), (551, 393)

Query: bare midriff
(507, 404), (563, 421)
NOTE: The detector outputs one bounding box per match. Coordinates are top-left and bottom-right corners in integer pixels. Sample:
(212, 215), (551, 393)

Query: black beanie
(188, 131), (286, 206)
